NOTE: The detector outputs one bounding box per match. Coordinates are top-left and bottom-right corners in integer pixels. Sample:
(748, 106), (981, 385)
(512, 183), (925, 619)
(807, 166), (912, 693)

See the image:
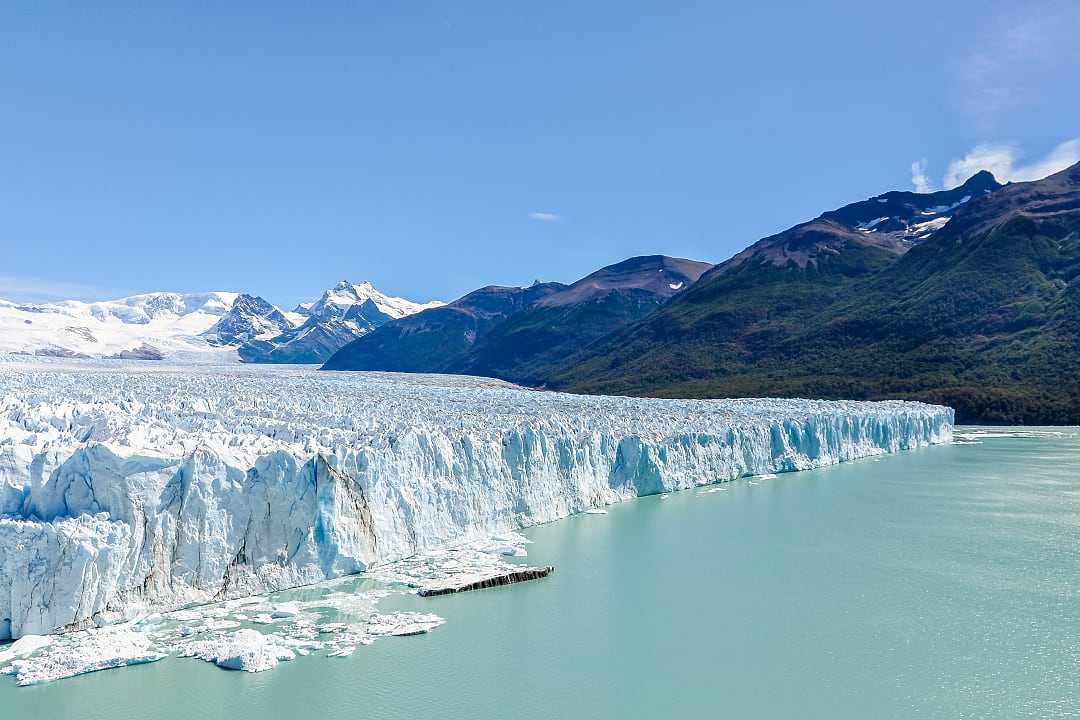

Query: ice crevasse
(0, 360), (953, 639)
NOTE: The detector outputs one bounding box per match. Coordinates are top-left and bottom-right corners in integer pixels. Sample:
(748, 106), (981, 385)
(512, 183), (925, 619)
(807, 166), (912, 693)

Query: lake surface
(4, 428), (1078, 719)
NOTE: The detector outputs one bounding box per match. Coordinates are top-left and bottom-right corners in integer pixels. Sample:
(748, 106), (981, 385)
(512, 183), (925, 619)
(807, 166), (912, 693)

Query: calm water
(4, 428), (1079, 719)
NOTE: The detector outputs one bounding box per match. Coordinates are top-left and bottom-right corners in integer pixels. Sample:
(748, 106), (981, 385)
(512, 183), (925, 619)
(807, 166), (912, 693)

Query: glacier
(0, 357), (953, 641)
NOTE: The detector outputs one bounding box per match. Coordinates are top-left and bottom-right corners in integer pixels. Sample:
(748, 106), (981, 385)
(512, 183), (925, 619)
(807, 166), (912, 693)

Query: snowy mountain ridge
(237, 280), (444, 364)
(298, 280), (444, 322)
(0, 282), (442, 363)
(0, 292), (241, 361)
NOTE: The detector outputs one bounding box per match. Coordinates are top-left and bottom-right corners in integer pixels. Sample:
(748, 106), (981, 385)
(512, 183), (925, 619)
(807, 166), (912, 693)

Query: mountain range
(323, 163), (1080, 424)
(5, 161), (1079, 423)
(322, 255), (713, 382)
(541, 164), (1080, 424)
(0, 282), (442, 363)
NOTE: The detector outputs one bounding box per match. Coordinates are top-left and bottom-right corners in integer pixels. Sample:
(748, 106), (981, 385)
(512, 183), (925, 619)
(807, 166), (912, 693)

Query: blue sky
(3, 1), (1079, 307)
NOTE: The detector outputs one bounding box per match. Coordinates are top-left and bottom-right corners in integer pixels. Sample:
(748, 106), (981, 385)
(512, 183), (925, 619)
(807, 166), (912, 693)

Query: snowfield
(0, 292), (242, 361)
(0, 358), (953, 640)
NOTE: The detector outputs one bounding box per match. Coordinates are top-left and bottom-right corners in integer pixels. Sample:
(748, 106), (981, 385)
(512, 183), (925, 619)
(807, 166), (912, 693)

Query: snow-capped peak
(306, 280), (443, 321)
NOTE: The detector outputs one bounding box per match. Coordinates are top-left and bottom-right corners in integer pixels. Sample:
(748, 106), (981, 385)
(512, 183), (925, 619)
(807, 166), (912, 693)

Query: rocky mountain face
(202, 294), (294, 346)
(548, 165), (1080, 424)
(236, 281), (443, 364)
(709, 170), (1002, 281)
(321, 255), (713, 382)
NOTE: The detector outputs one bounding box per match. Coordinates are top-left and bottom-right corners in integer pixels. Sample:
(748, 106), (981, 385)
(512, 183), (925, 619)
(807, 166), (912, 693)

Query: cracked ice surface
(0, 358), (952, 640)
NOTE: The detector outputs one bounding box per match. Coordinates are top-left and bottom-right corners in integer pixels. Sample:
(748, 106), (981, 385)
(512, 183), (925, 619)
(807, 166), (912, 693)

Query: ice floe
(3, 627), (164, 686)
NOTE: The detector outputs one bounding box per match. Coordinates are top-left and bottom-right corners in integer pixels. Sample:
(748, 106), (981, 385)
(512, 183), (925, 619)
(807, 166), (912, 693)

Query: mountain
(547, 164), (1080, 424)
(0, 281), (442, 364)
(321, 282), (567, 373)
(0, 292), (241, 360)
(296, 280), (443, 322)
(322, 255), (713, 381)
(238, 281), (444, 364)
(710, 170), (1001, 280)
(202, 293), (294, 346)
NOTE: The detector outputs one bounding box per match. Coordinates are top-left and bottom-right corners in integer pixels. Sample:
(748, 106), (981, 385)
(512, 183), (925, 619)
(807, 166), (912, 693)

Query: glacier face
(0, 358), (953, 640)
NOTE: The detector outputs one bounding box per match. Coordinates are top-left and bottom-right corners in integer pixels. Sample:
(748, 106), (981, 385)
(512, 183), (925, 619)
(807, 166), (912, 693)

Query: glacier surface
(0, 357), (953, 640)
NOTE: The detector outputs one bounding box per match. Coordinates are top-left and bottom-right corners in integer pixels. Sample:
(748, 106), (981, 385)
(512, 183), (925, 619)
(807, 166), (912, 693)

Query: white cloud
(0, 276), (127, 304)
(527, 212), (561, 222)
(942, 145), (1016, 189)
(941, 138), (1080, 189)
(910, 159), (933, 193)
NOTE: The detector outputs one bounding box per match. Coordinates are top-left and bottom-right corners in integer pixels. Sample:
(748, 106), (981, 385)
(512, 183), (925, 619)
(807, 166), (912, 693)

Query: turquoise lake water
(4, 428), (1078, 719)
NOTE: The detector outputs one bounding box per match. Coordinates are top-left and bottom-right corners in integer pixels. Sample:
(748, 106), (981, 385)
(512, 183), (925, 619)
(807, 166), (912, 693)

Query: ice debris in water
(179, 629), (296, 672)
(0, 634), (52, 666)
(366, 613), (444, 637)
(0, 529), (560, 685)
(3, 627), (164, 686)
(953, 429), (1071, 441)
(0, 359), (952, 641)
(0, 580), (451, 683)
(371, 532), (549, 595)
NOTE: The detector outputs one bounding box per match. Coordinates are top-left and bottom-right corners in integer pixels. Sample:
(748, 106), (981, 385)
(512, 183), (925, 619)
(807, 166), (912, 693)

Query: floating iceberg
(0, 359), (952, 640)
(180, 628), (295, 672)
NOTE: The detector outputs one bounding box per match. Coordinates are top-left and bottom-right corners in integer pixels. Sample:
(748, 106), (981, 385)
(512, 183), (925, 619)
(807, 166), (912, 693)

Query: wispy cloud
(941, 138), (1080, 189)
(950, 2), (1080, 132)
(527, 212), (561, 223)
(910, 138), (1080, 192)
(0, 276), (127, 304)
(910, 159), (933, 193)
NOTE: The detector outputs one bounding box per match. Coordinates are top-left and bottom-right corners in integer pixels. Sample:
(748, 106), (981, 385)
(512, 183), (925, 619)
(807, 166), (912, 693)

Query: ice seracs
(0, 358), (953, 640)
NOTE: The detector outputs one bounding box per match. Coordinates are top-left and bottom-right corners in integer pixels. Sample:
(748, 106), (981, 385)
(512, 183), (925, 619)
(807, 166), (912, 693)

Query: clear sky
(3, 1), (1079, 307)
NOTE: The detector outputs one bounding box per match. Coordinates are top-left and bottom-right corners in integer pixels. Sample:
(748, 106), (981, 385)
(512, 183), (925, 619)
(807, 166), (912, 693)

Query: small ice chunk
(366, 612), (444, 637)
(584, 508), (608, 514)
(328, 647), (355, 657)
(271, 602), (301, 619)
(180, 629), (295, 673)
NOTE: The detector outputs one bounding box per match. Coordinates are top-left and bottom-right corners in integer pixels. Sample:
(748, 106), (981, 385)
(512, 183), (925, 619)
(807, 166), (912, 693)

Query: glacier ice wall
(0, 359), (953, 639)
